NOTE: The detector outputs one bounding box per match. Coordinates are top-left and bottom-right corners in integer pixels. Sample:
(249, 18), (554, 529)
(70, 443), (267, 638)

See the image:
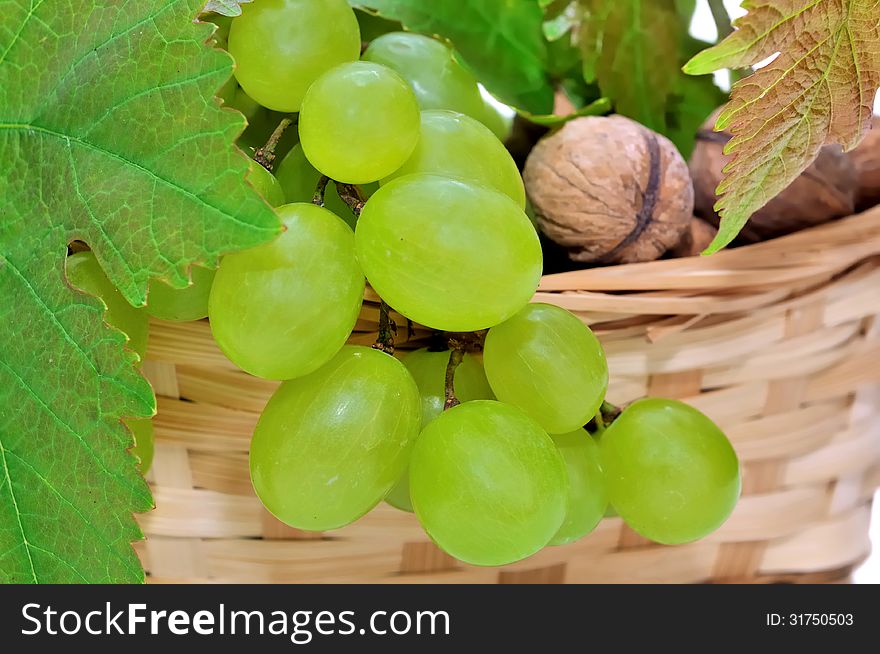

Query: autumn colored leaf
(0, 0), (279, 582)
(684, 0), (880, 253)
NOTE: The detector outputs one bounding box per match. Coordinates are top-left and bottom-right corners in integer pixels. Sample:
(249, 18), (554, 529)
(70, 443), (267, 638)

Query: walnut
(849, 116), (880, 212)
(670, 217), (717, 258)
(690, 112), (857, 243)
(523, 115), (694, 265)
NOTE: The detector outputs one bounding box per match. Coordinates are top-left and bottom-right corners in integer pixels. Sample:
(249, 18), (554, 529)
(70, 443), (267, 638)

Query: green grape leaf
(577, 0), (682, 132)
(204, 0), (252, 17)
(0, 0), (279, 582)
(684, 0), (880, 253)
(350, 0), (554, 113)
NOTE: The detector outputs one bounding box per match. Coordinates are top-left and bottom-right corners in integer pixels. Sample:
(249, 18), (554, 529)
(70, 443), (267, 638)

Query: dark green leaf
(0, 0), (279, 582)
(577, 0), (682, 133)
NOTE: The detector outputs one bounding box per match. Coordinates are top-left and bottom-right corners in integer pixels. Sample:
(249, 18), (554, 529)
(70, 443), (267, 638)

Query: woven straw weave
(136, 208), (880, 583)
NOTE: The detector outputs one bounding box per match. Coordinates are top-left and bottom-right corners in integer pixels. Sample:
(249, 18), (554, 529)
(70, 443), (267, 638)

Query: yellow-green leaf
(684, 0), (880, 253)
(0, 0), (279, 582)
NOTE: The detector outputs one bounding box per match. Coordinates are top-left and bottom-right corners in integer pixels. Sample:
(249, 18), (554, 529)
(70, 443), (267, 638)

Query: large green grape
(356, 174), (542, 331)
(383, 110), (525, 208)
(146, 265), (216, 323)
(483, 303), (608, 434)
(362, 32), (486, 123)
(299, 62), (421, 183)
(250, 346), (421, 531)
(66, 251), (149, 359)
(600, 398), (741, 545)
(148, 163), (283, 323)
(409, 401), (567, 566)
(385, 348), (495, 512)
(128, 418), (155, 474)
(480, 98), (514, 142)
(247, 159), (286, 208)
(549, 430), (606, 545)
(209, 203), (364, 380)
(228, 0), (361, 112)
(276, 144), (376, 230)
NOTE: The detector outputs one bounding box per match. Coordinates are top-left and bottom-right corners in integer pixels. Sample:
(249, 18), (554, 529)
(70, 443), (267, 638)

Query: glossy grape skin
(209, 203), (364, 380)
(228, 0), (360, 112)
(484, 303), (608, 434)
(549, 430), (607, 545)
(383, 110), (525, 208)
(356, 174), (542, 331)
(247, 160), (286, 208)
(250, 346), (421, 531)
(362, 32), (486, 122)
(481, 98), (514, 142)
(127, 418), (154, 474)
(385, 349), (494, 512)
(276, 144), (376, 229)
(146, 266), (216, 322)
(409, 401), (567, 566)
(65, 252), (149, 359)
(299, 62), (421, 183)
(600, 398), (741, 545)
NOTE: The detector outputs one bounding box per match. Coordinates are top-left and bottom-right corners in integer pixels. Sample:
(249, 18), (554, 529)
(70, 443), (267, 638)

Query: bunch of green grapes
(67, 1), (741, 567)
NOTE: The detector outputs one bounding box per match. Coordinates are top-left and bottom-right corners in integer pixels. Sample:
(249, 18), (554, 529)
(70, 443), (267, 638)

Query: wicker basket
(136, 207), (880, 583)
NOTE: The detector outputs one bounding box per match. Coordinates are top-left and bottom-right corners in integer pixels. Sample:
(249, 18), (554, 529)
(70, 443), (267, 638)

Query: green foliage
(0, 0), (278, 582)
(351, 0), (554, 113)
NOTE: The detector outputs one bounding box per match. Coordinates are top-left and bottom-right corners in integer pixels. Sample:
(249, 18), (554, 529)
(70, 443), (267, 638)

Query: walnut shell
(849, 116), (880, 211)
(523, 115), (694, 264)
(690, 112), (857, 242)
(670, 218), (718, 258)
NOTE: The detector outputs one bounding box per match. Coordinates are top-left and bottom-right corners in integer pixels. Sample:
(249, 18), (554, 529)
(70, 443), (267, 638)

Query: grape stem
(373, 300), (397, 355)
(589, 400), (622, 435)
(254, 115), (296, 171)
(442, 332), (486, 410)
(312, 175), (330, 206)
(336, 183), (366, 216)
(443, 347), (464, 410)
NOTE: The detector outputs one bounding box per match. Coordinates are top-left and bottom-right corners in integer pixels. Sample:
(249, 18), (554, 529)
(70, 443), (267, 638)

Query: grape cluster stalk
(66, 0), (742, 568)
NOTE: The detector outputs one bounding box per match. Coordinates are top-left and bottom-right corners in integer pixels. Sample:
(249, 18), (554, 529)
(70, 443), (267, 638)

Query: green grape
(356, 174), (542, 331)
(66, 251), (149, 360)
(480, 98), (514, 142)
(247, 160), (286, 208)
(217, 77), (238, 105)
(409, 400), (567, 566)
(363, 32), (486, 123)
(382, 110), (525, 208)
(275, 144), (375, 229)
(483, 303), (608, 434)
(299, 61), (421, 183)
(206, 14), (232, 45)
(127, 418), (154, 474)
(386, 348), (495, 512)
(209, 203), (364, 380)
(227, 85), (262, 121)
(146, 266), (216, 322)
(549, 430), (607, 545)
(228, 0), (361, 112)
(250, 345), (421, 530)
(600, 398), (741, 545)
